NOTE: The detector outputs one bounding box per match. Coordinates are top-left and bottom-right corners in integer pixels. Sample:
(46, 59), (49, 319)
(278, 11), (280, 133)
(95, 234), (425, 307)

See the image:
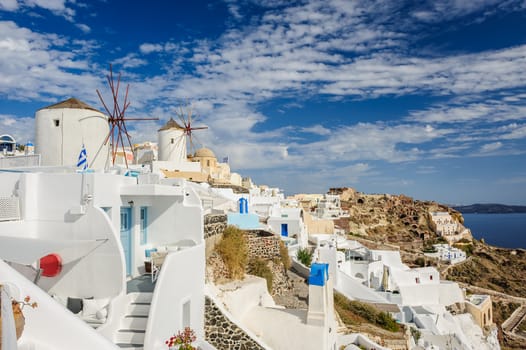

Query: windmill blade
(189, 131), (205, 151)
(177, 110), (188, 130)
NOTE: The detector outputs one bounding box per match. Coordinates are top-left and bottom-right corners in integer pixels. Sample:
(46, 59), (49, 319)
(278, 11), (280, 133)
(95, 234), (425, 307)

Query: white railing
(0, 154), (40, 168)
(0, 197), (20, 221)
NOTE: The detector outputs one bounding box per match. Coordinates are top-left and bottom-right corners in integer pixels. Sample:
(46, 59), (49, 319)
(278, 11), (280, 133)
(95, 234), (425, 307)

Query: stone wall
(204, 214), (227, 258)
(246, 230), (281, 260)
(245, 230), (292, 296)
(204, 296), (265, 350)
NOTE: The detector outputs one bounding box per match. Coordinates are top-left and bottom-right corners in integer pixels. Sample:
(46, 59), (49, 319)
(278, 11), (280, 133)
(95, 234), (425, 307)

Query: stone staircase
(115, 293), (153, 349)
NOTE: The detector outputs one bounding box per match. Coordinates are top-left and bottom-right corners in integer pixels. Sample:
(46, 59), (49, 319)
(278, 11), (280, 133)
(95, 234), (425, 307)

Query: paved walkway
(127, 274), (155, 293)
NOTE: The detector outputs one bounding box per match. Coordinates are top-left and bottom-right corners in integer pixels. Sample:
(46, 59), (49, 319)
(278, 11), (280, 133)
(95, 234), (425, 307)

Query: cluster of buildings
(429, 212), (471, 243)
(0, 97), (499, 350)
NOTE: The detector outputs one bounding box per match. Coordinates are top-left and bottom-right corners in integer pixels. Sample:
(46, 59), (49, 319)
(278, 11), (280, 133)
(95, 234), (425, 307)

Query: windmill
(174, 102), (208, 157)
(95, 65), (158, 168)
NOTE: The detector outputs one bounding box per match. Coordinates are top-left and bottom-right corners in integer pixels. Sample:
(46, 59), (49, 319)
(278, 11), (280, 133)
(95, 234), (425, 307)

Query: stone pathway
(272, 269), (309, 309)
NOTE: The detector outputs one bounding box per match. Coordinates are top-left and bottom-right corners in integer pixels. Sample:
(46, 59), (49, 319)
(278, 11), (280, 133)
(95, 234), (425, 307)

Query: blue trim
(140, 207), (148, 245)
(309, 263), (329, 286)
(120, 207), (132, 276)
(281, 223), (288, 237)
(145, 248), (157, 258)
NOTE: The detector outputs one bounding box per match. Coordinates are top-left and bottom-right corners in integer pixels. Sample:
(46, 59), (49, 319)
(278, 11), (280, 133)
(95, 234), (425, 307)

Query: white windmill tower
(157, 103), (207, 166)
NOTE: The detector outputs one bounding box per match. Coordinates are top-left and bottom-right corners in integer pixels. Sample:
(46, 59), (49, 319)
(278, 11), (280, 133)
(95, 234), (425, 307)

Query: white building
(425, 244), (467, 265)
(267, 206), (308, 247)
(0, 134), (40, 168)
(315, 194), (346, 219)
(429, 211), (459, 236)
(311, 237), (498, 350)
(248, 186), (284, 218)
(0, 169), (211, 350)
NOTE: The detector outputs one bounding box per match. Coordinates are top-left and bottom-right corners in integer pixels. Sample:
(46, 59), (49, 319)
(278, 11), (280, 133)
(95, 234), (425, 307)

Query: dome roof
(158, 118), (184, 131)
(39, 97), (100, 112)
(194, 147), (216, 158)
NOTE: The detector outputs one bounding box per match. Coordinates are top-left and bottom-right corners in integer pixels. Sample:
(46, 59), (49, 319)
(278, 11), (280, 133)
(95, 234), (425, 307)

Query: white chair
(144, 248), (157, 276)
(151, 251), (167, 283)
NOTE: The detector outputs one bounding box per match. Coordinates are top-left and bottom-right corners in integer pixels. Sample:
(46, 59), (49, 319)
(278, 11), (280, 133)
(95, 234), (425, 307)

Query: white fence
(0, 154), (40, 168)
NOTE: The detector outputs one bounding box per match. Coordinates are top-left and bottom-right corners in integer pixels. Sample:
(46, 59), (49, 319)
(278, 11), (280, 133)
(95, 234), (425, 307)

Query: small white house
(267, 207), (308, 247)
(426, 244), (467, 265)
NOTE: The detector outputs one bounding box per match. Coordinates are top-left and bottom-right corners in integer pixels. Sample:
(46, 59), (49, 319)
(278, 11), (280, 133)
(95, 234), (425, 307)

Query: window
(206, 160), (210, 167)
(430, 275), (433, 280)
(415, 277), (420, 284)
(53, 119), (60, 127)
(140, 207), (148, 245)
(182, 300), (191, 328)
(171, 138), (174, 144)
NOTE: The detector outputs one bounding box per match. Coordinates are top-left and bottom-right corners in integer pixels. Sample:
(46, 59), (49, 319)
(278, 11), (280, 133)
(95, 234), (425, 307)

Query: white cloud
(480, 141), (503, 153)
(75, 23), (91, 34)
(113, 54), (147, 69)
(501, 124), (526, 139)
(2, 0), (526, 197)
(0, 114), (36, 143)
(0, 21), (100, 103)
(139, 43), (163, 54)
(300, 125), (331, 136)
(23, 0), (75, 20)
(0, 0), (19, 11)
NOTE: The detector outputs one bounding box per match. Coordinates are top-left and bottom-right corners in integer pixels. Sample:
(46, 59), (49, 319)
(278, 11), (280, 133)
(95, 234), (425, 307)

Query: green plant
(453, 243), (474, 256)
(165, 327), (197, 349)
(296, 248), (313, 267)
(216, 225), (247, 279)
(249, 257), (273, 292)
(410, 327), (421, 342)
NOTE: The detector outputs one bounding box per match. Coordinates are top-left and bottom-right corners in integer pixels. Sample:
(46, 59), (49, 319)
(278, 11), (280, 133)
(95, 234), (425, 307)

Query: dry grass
(216, 225), (248, 279)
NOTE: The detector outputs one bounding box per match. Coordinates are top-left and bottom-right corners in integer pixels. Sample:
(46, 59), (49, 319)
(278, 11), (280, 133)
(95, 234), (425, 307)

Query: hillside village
(1, 97), (525, 350)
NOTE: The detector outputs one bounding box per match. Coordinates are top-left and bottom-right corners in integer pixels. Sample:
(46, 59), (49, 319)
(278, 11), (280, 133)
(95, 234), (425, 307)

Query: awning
(0, 236), (108, 265)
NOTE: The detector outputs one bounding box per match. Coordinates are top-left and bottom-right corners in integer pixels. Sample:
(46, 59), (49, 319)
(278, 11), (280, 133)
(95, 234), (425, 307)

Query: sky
(1, 0), (526, 205)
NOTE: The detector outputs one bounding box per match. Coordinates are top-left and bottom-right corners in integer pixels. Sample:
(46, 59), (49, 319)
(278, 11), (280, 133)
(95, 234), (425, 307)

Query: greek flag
(222, 156), (229, 164)
(77, 144), (88, 170)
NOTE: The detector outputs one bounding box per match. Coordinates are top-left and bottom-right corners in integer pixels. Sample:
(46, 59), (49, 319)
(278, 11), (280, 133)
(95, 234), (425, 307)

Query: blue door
(120, 207), (132, 276)
(281, 223), (288, 237)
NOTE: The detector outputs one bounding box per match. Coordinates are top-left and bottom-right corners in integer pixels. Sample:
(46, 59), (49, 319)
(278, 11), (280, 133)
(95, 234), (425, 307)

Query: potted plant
(0, 293), (38, 347)
(165, 327), (197, 350)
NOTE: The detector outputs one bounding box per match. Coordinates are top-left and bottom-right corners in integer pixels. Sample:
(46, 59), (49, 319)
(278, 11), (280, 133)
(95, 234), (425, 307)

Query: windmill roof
(39, 97), (100, 112)
(159, 118), (184, 131)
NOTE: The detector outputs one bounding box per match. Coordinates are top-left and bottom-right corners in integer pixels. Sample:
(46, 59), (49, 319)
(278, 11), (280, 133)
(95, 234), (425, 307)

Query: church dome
(194, 147), (215, 158)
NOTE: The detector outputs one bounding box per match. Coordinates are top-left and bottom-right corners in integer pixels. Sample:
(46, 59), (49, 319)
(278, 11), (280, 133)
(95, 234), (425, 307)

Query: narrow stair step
(116, 343), (143, 349)
(121, 316), (148, 330)
(130, 292), (153, 303)
(115, 330), (145, 344)
(127, 303), (150, 316)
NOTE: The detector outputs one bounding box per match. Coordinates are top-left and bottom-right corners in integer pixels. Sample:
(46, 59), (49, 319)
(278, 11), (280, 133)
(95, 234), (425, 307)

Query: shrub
(248, 258), (273, 293)
(334, 292), (400, 332)
(410, 327), (421, 342)
(296, 248), (313, 267)
(279, 240), (291, 270)
(454, 243), (474, 256)
(216, 225), (247, 279)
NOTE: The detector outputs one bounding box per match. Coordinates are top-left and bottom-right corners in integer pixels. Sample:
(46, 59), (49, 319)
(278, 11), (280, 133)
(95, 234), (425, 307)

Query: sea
(462, 213), (526, 249)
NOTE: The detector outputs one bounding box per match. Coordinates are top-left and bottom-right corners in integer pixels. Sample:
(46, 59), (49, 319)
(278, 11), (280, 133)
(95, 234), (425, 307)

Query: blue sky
(1, 0), (526, 205)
